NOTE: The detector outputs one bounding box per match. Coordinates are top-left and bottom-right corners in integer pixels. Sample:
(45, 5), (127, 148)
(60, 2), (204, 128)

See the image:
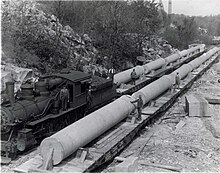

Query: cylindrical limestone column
(40, 95), (136, 165)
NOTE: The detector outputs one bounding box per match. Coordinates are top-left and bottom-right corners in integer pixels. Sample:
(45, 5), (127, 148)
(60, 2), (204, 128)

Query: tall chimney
(168, 0), (172, 15)
(168, 0), (172, 25)
(6, 81), (15, 106)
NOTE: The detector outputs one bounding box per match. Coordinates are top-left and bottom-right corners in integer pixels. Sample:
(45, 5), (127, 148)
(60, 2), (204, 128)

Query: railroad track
(14, 47), (219, 172)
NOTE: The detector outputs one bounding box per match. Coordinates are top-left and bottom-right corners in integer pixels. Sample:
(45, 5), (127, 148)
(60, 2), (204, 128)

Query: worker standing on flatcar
(87, 85), (93, 108)
(175, 72), (181, 90)
(130, 69), (137, 85)
(108, 67), (116, 79)
(131, 95), (143, 121)
(60, 85), (69, 111)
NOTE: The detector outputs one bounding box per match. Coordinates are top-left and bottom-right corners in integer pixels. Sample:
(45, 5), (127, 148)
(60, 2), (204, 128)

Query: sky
(159, 0), (220, 16)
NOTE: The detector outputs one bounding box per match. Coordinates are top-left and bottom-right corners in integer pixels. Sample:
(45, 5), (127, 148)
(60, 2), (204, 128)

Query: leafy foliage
(39, 0), (162, 70)
(216, 22), (220, 36)
(194, 15), (220, 36)
(162, 13), (220, 49)
(163, 16), (199, 49)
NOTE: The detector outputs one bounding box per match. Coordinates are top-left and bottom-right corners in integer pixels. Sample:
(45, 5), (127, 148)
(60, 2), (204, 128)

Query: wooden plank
(58, 158), (94, 172)
(115, 158), (182, 172)
(139, 160), (182, 172)
(96, 128), (121, 145)
(175, 120), (186, 132)
(14, 155), (43, 173)
(42, 148), (54, 170)
(0, 157), (11, 164)
(137, 133), (154, 156)
(142, 107), (159, 115)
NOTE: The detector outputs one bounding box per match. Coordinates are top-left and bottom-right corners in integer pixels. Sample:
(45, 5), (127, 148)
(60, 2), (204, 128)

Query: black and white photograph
(1, 0), (220, 172)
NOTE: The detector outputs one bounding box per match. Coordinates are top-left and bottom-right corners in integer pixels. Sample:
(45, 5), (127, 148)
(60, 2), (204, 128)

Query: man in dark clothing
(131, 69), (137, 85)
(60, 86), (69, 111)
(131, 95), (143, 121)
(87, 86), (93, 108)
(175, 72), (181, 90)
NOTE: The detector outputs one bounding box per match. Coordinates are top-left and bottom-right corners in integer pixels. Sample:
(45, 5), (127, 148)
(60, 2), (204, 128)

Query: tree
(41, 0), (161, 70)
(163, 16), (199, 49)
(177, 17), (198, 48)
(216, 22), (220, 36)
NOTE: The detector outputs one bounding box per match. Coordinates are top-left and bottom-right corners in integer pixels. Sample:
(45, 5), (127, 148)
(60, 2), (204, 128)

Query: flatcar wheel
(17, 139), (26, 152)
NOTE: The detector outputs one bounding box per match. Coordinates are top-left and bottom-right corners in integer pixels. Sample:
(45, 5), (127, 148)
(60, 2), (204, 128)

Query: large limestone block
(185, 95), (208, 117)
(213, 63), (220, 72)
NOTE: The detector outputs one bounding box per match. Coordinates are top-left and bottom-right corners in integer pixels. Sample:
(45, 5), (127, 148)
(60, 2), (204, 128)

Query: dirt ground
(103, 62), (220, 172)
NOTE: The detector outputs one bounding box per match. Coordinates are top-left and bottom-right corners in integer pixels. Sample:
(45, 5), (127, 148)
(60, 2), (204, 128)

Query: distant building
(212, 36), (220, 45)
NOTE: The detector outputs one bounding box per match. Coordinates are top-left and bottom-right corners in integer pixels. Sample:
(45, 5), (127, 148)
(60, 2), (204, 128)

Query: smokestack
(168, 0), (172, 25)
(6, 81), (15, 106)
(168, 0), (172, 15)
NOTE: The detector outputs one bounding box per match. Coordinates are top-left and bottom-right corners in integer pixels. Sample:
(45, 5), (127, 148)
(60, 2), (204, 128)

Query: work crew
(130, 69), (137, 85)
(175, 72), (181, 90)
(131, 95), (143, 121)
(60, 85), (69, 111)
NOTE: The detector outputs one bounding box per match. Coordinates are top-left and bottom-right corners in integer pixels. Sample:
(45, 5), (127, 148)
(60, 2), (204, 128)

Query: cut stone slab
(185, 95), (208, 117)
(205, 97), (220, 104)
(213, 63), (220, 72)
(142, 107), (159, 115)
(114, 156), (138, 172)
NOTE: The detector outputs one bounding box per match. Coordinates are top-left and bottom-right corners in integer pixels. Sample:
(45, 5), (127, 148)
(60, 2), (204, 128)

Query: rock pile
(2, 1), (98, 74)
(142, 36), (178, 61)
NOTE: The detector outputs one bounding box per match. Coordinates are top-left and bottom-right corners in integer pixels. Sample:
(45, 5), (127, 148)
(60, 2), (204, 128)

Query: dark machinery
(1, 70), (116, 160)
